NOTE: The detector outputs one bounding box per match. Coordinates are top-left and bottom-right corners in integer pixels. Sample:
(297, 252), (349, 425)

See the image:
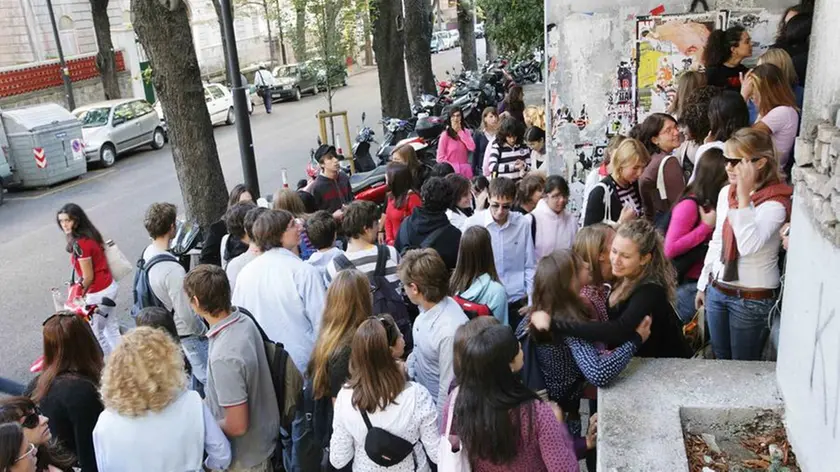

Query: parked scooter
(339, 112), (377, 175)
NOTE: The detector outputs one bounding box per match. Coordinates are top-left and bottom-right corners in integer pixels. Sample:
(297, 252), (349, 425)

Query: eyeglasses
(21, 406), (41, 429)
(42, 311), (77, 326)
(489, 202), (512, 211)
(15, 443), (37, 463)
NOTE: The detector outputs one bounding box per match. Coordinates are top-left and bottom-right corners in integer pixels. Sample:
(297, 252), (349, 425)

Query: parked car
(153, 83), (243, 137)
(271, 63), (319, 101)
(447, 30), (460, 47)
(430, 35), (441, 53)
(475, 23), (485, 38)
(73, 99), (165, 168)
(307, 58), (348, 89)
(434, 31), (453, 50)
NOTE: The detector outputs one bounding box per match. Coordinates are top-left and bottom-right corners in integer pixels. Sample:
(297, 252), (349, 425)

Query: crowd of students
(0, 5), (810, 471)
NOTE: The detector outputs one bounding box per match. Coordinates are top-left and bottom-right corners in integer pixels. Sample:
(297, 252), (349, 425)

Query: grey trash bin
(0, 104), (87, 188)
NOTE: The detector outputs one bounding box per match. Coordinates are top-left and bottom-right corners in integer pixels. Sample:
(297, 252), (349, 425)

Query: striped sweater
(488, 141), (531, 181)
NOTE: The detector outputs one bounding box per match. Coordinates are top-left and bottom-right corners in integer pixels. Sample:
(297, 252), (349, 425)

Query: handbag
(518, 330), (548, 400)
(104, 239), (133, 281)
(437, 387), (471, 471)
(359, 410), (416, 468)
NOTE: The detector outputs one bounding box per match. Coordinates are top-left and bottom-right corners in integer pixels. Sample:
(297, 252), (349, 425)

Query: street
(0, 44), (488, 384)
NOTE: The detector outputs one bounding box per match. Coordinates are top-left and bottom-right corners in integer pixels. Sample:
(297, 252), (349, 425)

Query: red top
(384, 192), (422, 245)
(72, 237), (113, 294)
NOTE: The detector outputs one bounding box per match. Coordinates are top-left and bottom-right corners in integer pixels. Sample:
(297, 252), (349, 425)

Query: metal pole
(45, 0), (75, 110)
(219, 0), (260, 197)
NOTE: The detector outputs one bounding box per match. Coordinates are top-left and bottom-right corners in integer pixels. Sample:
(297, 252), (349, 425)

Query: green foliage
(476, 0), (543, 58)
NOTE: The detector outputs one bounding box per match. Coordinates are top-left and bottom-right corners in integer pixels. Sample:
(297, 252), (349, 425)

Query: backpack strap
(373, 245), (390, 278)
(333, 253), (355, 271)
(360, 409), (374, 430)
(236, 306), (271, 343)
(142, 253), (180, 271)
(656, 154), (675, 200)
(596, 182), (612, 224)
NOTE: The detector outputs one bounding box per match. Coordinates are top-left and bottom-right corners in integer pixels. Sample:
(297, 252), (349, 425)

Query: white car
(434, 31), (453, 50)
(73, 99), (166, 167)
(154, 83), (250, 128)
(447, 30), (460, 47)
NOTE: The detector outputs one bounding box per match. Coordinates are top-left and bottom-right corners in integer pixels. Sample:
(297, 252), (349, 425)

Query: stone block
(793, 137), (814, 166)
(820, 103), (840, 122)
(817, 123), (837, 144)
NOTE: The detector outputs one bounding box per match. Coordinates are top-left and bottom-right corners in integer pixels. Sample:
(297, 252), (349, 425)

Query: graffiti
(808, 282), (840, 438)
(605, 61), (636, 136)
(726, 10), (777, 67)
(635, 12), (722, 120)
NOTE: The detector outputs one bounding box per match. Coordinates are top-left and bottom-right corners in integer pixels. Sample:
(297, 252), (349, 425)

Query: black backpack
(655, 196), (709, 284)
(398, 225), (449, 257)
(130, 253), (180, 318)
(333, 246), (414, 353)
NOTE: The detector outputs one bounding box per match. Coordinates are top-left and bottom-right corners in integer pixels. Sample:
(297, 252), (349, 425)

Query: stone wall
(0, 71), (133, 110)
(776, 0), (840, 469)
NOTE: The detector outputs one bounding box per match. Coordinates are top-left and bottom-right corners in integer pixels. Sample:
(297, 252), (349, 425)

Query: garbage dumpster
(0, 104), (87, 189)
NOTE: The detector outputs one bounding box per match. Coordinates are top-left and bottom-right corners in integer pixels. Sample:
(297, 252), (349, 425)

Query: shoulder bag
(437, 387), (471, 471)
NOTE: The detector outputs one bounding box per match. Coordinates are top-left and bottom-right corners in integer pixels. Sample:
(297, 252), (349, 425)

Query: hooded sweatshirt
(458, 273), (509, 325)
(395, 206), (462, 270)
(531, 199), (577, 260)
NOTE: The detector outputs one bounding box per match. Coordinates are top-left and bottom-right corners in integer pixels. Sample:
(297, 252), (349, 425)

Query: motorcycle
(340, 112), (377, 175)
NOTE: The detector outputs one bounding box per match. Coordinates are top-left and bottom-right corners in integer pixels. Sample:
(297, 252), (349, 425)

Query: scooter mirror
(362, 111), (366, 122)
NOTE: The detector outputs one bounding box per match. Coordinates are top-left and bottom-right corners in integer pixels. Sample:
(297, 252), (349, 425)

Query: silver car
(73, 99), (166, 168)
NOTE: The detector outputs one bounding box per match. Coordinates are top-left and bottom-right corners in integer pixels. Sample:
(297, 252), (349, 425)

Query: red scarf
(721, 181), (793, 281)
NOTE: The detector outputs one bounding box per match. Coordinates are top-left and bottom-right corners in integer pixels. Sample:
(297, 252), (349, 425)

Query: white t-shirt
(760, 106), (799, 169)
(689, 141), (725, 184)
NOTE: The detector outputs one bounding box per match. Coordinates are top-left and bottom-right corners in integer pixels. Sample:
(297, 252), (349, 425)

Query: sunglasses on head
(374, 316), (399, 346)
(21, 406), (41, 429)
(489, 202), (512, 210)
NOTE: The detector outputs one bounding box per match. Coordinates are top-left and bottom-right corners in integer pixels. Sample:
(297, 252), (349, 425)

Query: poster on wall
(635, 12), (724, 120)
(725, 9), (778, 67)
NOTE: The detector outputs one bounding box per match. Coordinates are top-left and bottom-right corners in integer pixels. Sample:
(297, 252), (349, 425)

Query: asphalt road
(0, 43), (489, 384)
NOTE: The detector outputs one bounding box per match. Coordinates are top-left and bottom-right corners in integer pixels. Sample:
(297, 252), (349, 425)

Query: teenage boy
(225, 206), (268, 292)
(326, 200), (400, 289)
(463, 177), (536, 330)
(400, 248), (468, 416)
(232, 210), (326, 373)
(310, 144), (352, 216)
(396, 177), (462, 270)
(142, 202), (209, 388)
(305, 210), (342, 284)
(184, 265), (281, 472)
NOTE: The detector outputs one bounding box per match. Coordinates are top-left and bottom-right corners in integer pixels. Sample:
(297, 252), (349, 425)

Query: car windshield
(277, 66), (297, 77)
(77, 107), (111, 128)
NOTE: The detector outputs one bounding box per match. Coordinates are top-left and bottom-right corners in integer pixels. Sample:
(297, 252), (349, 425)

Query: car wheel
(342, 78), (347, 87)
(151, 127), (166, 149)
(293, 88), (301, 101)
(100, 144), (116, 168)
(226, 107), (236, 125)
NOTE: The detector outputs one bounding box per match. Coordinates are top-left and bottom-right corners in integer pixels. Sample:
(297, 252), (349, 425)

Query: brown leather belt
(710, 279), (777, 300)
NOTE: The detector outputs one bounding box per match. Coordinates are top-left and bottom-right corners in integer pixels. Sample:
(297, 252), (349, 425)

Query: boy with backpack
(400, 248), (468, 419)
(183, 264), (282, 472)
(136, 202), (209, 389)
(395, 177), (462, 270)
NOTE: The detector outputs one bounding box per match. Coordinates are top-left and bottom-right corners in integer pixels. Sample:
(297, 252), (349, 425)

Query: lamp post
(218, 0), (260, 196)
(45, 0), (75, 110)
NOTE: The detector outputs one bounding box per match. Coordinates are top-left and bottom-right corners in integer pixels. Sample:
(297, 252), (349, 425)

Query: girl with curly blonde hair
(93, 327), (231, 472)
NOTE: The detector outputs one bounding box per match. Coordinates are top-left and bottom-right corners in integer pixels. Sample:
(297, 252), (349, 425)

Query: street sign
(34, 147), (47, 169)
(71, 139), (84, 161)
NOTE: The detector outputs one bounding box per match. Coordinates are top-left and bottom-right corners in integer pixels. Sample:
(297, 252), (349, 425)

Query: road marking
(5, 169), (117, 201)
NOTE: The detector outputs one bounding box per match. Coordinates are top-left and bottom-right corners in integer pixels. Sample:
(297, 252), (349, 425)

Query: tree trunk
(132, 0), (228, 229)
(370, 0), (411, 118)
(275, 1), (288, 65)
(90, 0), (121, 99)
(293, 0), (308, 62)
(457, 0), (476, 71)
(263, 1), (276, 64)
(403, 0), (436, 99)
(210, 0), (232, 84)
(485, 34), (497, 61)
(360, 0), (373, 66)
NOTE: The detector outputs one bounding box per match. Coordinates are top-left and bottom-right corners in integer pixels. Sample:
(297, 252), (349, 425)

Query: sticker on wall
(635, 12), (723, 120)
(71, 139), (85, 161)
(34, 147), (47, 169)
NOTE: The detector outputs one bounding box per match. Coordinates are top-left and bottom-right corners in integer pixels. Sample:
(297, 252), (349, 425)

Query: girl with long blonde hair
(307, 269), (373, 400)
(742, 63), (799, 172)
(582, 138), (650, 227)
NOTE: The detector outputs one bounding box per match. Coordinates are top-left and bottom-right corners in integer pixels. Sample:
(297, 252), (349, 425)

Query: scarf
(721, 181), (793, 281)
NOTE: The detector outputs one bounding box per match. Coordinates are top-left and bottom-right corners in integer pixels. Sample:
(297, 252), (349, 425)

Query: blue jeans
(676, 282), (698, 325)
(705, 285), (775, 360)
(261, 88), (272, 113)
(181, 335), (209, 393)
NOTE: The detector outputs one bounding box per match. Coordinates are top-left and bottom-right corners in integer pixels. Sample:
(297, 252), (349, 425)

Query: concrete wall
(0, 71), (132, 110)
(776, 1), (840, 469)
(544, 0), (791, 192)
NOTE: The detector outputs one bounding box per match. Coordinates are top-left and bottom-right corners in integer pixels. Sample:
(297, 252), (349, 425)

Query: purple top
(440, 395), (580, 472)
(664, 197), (713, 280)
(437, 129), (476, 177)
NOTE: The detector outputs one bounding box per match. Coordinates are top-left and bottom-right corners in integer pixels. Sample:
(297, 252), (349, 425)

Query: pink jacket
(664, 197), (713, 280)
(437, 129), (475, 177)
